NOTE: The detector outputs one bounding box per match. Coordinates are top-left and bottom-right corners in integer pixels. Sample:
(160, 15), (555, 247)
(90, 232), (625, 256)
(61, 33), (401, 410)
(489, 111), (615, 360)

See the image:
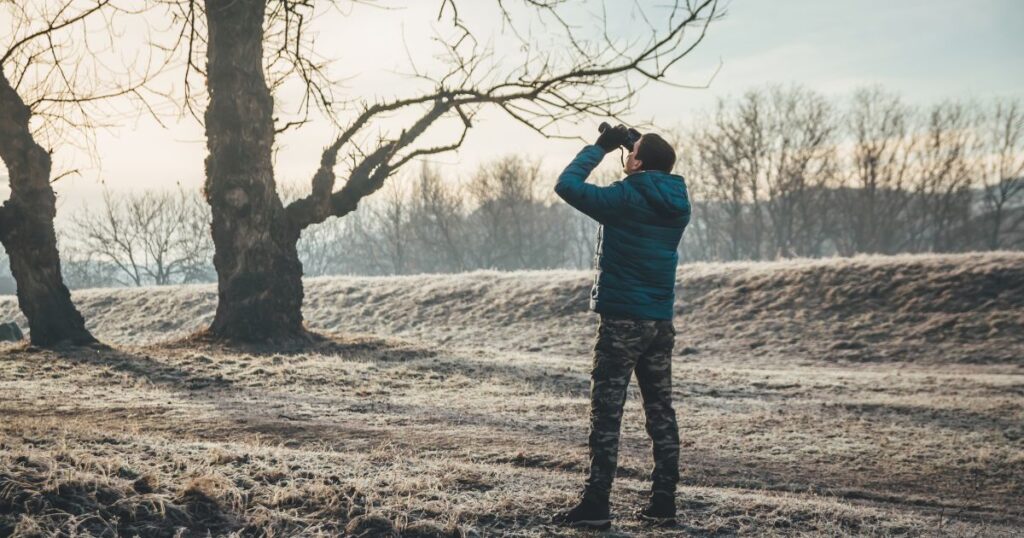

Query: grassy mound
(0, 252), (1019, 364)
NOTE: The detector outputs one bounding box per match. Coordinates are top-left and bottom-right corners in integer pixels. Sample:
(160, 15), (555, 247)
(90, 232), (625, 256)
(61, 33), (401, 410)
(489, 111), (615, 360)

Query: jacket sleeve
(554, 145), (627, 224)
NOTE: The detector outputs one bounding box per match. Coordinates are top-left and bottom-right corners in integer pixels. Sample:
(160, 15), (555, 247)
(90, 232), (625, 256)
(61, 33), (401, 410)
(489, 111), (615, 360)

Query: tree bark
(202, 0), (307, 343)
(0, 69), (96, 346)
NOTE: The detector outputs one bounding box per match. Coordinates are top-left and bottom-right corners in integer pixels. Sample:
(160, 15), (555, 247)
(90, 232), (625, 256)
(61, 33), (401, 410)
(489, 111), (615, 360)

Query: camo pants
(585, 315), (680, 496)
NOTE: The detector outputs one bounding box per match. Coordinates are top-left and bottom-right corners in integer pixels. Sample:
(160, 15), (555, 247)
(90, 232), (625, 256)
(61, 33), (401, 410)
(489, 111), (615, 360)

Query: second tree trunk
(203, 0), (307, 343)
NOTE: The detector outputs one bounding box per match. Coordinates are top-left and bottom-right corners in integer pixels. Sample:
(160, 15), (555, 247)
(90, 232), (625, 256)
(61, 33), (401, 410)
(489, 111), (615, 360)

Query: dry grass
(0, 252), (1022, 536)
(1, 251), (1020, 367)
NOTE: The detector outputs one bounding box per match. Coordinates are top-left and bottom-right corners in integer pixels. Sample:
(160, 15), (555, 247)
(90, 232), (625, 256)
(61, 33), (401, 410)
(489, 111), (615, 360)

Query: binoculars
(598, 122), (642, 151)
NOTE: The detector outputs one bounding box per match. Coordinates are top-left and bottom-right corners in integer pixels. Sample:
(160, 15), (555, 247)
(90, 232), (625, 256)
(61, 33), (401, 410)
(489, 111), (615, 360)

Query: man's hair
(635, 133), (676, 173)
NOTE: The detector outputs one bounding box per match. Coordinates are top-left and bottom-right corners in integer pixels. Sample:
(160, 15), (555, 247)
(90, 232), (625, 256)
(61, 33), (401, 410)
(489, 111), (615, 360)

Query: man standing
(552, 125), (690, 529)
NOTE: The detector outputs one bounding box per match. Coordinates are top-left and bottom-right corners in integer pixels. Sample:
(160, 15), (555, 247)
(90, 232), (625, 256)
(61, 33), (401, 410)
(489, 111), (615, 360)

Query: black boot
(552, 489), (611, 530)
(637, 490), (675, 525)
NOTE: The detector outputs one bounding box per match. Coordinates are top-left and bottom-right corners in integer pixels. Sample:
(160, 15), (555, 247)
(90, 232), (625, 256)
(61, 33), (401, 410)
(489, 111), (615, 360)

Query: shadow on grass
(17, 342), (239, 392)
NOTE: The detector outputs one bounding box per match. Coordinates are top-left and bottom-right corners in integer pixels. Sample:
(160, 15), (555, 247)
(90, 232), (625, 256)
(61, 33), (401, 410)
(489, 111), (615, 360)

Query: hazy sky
(4, 0), (1023, 218)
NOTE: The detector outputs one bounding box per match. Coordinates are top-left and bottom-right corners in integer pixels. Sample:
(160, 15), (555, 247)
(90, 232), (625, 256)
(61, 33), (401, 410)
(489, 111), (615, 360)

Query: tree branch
(282, 0), (719, 229)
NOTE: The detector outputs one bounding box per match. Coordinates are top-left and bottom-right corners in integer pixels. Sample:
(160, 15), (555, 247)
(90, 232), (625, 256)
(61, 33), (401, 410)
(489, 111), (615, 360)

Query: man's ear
(632, 159), (644, 172)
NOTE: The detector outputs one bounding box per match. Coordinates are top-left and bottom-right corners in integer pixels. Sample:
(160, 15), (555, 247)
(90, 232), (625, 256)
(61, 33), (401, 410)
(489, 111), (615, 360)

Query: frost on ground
(2, 251), (1020, 364)
(0, 252), (1021, 536)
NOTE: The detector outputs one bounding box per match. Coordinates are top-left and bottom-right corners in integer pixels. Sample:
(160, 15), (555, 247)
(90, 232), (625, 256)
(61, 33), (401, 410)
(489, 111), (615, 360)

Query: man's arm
(554, 145), (627, 224)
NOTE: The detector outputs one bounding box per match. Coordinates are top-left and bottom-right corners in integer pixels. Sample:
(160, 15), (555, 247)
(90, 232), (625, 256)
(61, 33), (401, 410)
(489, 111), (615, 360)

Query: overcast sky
(4, 0), (1023, 218)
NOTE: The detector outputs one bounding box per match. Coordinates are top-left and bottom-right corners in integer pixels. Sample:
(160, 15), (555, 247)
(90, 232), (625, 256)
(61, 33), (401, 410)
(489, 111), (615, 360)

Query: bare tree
(410, 163), (467, 273)
(75, 190), (145, 286)
(910, 101), (980, 252)
(758, 87), (837, 258)
(691, 90), (779, 260)
(369, 180), (414, 275)
(834, 88), (918, 255)
(161, 0), (720, 342)
(72, 187), (214, 286)
(980, 99), (1024, 249)
(466, 156), (543, 268)
(0, 1), (166, 345)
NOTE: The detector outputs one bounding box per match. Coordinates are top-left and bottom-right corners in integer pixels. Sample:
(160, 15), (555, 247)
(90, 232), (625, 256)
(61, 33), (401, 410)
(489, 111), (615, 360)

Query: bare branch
(278, 0), (719, 231)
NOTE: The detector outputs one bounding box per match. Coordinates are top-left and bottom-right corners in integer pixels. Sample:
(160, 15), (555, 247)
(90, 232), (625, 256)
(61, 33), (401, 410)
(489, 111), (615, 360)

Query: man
(551, 125), (690, 529)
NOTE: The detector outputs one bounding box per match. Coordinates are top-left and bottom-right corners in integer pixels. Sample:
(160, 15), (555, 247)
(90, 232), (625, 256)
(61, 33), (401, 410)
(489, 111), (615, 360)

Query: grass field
(1, 252), (1022, 536)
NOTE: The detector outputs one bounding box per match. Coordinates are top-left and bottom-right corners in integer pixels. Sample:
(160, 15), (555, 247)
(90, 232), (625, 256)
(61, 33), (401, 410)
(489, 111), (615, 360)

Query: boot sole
(569, 519), (612, 530)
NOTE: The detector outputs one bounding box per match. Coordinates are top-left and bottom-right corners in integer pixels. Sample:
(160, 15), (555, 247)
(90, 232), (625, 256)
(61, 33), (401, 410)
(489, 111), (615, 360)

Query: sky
(3, 0), (1023, 219)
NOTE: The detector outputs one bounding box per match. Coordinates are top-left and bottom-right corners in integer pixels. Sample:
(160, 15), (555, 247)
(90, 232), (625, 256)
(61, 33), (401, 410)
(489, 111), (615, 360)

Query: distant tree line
(681, 86), (1024, 262)
(2, 86), (1020, 290)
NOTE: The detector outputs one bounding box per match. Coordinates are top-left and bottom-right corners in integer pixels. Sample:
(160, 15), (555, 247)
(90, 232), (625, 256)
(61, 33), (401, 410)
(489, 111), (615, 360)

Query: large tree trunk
(0, 70), (96, 346)
(203, 0), (307, 343)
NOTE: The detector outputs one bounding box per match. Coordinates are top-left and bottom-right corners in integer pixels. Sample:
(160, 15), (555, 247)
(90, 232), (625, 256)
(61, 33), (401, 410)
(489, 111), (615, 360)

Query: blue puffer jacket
(555, 145), (691, 320)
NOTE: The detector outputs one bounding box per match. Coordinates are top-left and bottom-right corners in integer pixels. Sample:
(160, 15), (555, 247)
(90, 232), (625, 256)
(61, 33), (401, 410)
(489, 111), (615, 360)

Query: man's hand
(596, 124), (630, 153)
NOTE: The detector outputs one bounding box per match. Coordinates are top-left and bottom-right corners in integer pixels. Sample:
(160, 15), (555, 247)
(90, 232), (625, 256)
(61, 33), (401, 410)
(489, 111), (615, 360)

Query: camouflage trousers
(585, 315), (680, 497)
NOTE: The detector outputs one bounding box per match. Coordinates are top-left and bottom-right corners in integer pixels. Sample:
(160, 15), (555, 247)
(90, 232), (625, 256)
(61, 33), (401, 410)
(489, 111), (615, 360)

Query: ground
(0, 252), (1022, 536)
